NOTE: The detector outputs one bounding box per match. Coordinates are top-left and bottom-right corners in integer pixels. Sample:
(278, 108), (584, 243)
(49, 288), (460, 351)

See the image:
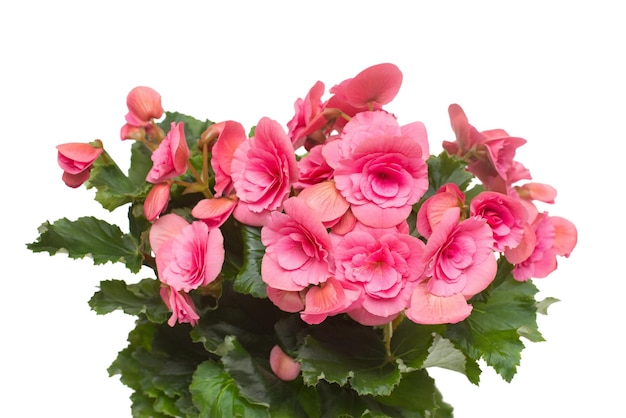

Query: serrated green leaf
(422, 152), (475, 201)
(368, 369), (453, 418)
(234, 225), (267, 298)
(422, 334), (467, 374)
(89, 278), (169, 323)
(536, 296), (560, 315)
(190, 360), (269, 418)
(298, 318), (400, 396)
(391, 320), (443, 371)
(446, 275), (543, 382)
(27, 216), (143, 273)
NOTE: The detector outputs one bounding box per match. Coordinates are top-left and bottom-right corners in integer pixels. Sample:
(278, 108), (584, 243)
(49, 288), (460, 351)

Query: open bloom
(146, 122), (190, 184)
(231, 117), (299, 226)
(333, 223), (426, 324)
(470, 191), (528, 252)
(407, 207), (496, 324)
(56, 141), (103, 188)
(149, 213), (224, 293)
(261, 197), (333, 291)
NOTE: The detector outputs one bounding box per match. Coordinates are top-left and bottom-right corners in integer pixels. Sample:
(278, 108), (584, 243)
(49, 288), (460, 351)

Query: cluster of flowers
(56, 63), (576, 379)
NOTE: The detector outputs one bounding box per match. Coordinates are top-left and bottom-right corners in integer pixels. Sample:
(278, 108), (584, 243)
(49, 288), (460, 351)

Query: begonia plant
(28, 63), (577, 417)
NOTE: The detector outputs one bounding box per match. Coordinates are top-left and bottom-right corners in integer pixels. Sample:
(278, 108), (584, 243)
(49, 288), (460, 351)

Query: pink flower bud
(269, 345), (300, 381)
(56, 142), (103, 188)
(126, 86), (164, 124)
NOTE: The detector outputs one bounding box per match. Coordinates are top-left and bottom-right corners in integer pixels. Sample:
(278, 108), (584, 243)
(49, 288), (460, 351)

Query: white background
(2, 1), (624, 417)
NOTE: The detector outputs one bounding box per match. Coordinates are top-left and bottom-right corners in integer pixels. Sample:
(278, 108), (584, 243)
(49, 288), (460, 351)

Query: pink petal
(551, 216), (577, 257)
(191, 196), (237, 228)
(149, 213), (189, 254)
(406, 282), (473, 325)
(297, 181), (350, 224)
(269, 345), (301, 381)
(266, 287), (305, 312)
(144, 182), (171, 221)
(344, 63), (403, 108)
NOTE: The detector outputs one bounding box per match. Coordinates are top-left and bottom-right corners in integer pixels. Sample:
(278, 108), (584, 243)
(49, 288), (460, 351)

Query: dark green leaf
(234, 225), (267, 298)
(391, 320), (443, 370)
(27, 216), (143, 273)
(422, 152), (474, 201)
(447, 275), (543, 382)
(298, 318), (400, 396)
(190, 360), (269, 418)
(89, 278), (169, 323)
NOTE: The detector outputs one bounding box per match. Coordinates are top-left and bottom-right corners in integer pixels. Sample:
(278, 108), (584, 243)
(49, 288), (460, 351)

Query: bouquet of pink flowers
(28, 63), (577, 417)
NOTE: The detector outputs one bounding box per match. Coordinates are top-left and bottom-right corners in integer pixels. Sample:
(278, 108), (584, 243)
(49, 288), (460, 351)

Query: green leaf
(298, 318), (400, 396)
(446, 274), (543, 382)
(421, 334), (467, 374)
(86, 144), (151, 211)
(234, 225), (267, 298)
(368, 369), (454, 418)
(536, 296), (560, 315)
(27, 216), (143, 273)
(422, 152), (475, 201)
(89, 278), (169, 323)
(391, 320), (443, 371)
(190, 360), (269, 418)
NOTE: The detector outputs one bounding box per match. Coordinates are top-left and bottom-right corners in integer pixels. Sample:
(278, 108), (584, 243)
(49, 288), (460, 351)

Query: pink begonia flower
(191, 196), (238, 229)
(342, 63), (403, 108)
(269, 345), (301, 381)
(159, 285), (200, 327)
(286, 80), (327, 150)
(332, 129), (428, 228)
(208, 121), (247, 197)
(231, 117), (299, 226)
(333, 223), (426, 323)
(512, 213), (577, 281)
(56, 142), (103, 188)
(125, 86), (164, 126)
(144, 181), (172, 221)
(300, 277), (361, 325)
(416, 183), (465, 239)
(293, 144), (334, 191)
(146, 122), (190, 184)
(261, 197), (333, 291)
(470, 191), (528, 252)
(407, 207), (497, 324)
(149, 213), (224, 293)
(297, 181), (350, 228)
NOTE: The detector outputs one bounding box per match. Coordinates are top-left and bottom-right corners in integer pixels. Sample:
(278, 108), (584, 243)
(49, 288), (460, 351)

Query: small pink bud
(269, 345), (300, 381)
(126, 86), (164, 124)
(56, 142), (103, 188)
(144, 182), (171, 221)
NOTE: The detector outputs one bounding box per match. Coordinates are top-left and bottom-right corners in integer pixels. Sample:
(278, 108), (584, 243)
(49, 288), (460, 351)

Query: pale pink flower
(416, 183), (465, 239)
(159, 285), (200, 327)
(146, 122), (190, 184)
(231, 117), (299, 226)
(269, 345), (300, 381)
(470, 191), (528, 252)
(261, 197), (333, 291)
(125, 86), (163, 126)
(512, 213), (577, 281)
(56, 142), (103, 188)
(149, 213), (224, 293)
(332, 132), (428, 228)
(293, 144), (334, 190)
(300, 277), (361, 325)
(191, 196), (238, 229)
(407, 207), (497, 325)
(333, 223), (426, 323)
(286, 80), (327, 150)
(209, 121), (247, 197)
(144, 182), (171, 221)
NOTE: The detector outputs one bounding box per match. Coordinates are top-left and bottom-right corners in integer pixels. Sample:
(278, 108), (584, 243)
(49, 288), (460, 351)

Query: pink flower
(286, 80), (327, 150)
(231, 117), (299, 226)
(416, 183), (465, 239)
(159, 285), (200, 327)
(332, 129), (428, 228)
(293, 144), (334, 191)
(125, 86), (163, 126)
(146, 122), (190, 184)
(406, 207), (497, 324)
(261, 197), (333, 291)
(341, 63), (403, 108)
(470, 191), (528, 252)
(269, 345), (301, 381)
(56, 141), (103, 188)
(333, 223), (426, 323)
(296, 181), (350, 228)
(208, 121), (247, 197)
(512, 213), (577, 281)
(149, 213), (224, 293)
